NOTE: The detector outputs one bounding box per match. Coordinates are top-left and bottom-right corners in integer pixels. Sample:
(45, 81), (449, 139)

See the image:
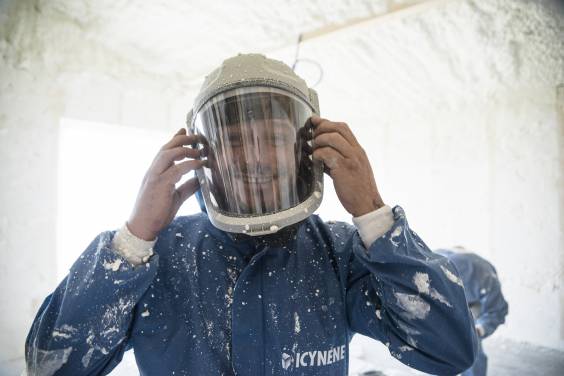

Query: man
(436, 248), (509, 376)
(26, 54), (477, 375)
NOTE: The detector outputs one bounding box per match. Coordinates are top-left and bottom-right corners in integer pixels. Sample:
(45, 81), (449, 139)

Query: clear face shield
(190, 86), (323, 235)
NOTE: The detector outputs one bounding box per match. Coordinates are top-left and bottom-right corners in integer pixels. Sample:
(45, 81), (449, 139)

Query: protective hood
(187, 54), (323, 236)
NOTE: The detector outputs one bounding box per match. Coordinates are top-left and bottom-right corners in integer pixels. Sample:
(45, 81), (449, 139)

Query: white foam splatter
(413, 272), (452, 307)
(225, 286), (234, 308)
(399, 345), (414, 352)
(390, 226), (403, 246)
(394, 292), (430, 320)
(413, 272), (431, 294)
(269, 303), (279, 328)
(77, 232), (112, 294)
(59, 324), (76, 332)
(28, 347), (73, 375)
(407, 335), (418, 348)
(85, 296), (135, 366)
(429, 290), (451, 307)
(440, 264), (464, 287)
(52, 331), (71, 339)
(205, 319), (214, 338)
(294, 312), (301, 334)
(82, 347), (94, 368)
(100, 326), (119, 337)
(391, 350), (402, 360)
(52, 324), (77, 339)
(81, 332), (96, 368)
(103, 258), (122, 272)
(375, 309), (382, 320)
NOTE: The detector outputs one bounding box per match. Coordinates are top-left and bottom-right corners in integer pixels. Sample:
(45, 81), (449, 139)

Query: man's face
(206, 118), (300, 214)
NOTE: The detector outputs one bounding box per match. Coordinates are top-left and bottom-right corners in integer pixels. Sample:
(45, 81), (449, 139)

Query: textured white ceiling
(39, 0), (428, 78)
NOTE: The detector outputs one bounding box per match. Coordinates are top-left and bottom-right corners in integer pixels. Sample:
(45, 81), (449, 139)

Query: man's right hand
(127, 128), (204, 240)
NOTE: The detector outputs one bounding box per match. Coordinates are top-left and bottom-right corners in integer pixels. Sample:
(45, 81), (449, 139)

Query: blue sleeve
(340, 207), (478, 375)
(25, 231), (158, 375)
(475, 271), (508, 338)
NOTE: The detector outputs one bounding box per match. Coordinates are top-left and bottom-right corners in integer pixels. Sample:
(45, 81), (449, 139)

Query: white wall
(1, 0), (563, 373)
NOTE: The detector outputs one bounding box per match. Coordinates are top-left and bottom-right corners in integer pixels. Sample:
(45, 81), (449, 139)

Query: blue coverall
(436, 249), (508, 376)
(26, 207), (477, 375)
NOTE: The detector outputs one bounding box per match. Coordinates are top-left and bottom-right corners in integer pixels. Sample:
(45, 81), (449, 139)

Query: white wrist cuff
(112, 223), (157, 266)
(352, 205), (394, 248)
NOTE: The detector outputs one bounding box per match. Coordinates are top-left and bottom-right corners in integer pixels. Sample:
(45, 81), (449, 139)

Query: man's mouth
(231, 168), (289, 184)
(239, 174), (273, 184)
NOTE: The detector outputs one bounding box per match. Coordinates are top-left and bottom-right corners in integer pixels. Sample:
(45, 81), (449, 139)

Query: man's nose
(239, 138), (271, 163)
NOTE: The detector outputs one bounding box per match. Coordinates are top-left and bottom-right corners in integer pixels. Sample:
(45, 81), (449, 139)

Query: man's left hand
(311, 116), (385, 217)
